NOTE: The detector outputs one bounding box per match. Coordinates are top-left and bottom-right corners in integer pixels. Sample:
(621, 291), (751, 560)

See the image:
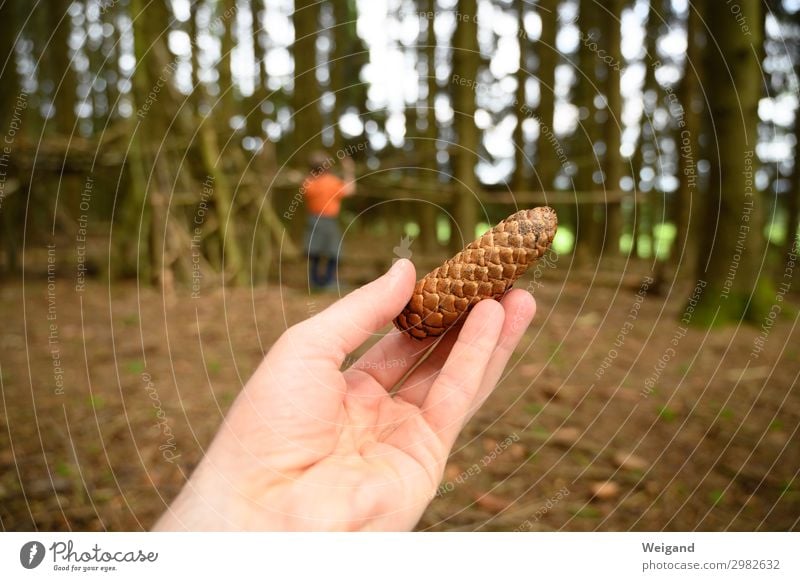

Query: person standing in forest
(302, 151), (356, 290)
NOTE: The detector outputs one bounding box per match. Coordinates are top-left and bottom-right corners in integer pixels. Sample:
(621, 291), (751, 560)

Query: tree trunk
(190, 0), (204, 114)
(48, 0), (78, 133)
(199, 122), (246, 284)
(784, 108), (800, 266)
(0, 1), (18, 135)
(535, 0), (559, 192)
(690, 0), (772, 326)
(0, 0), (21, 272)
(247, 0), (268, 136)
(573, 0), (601, 263)
(450, 0), (479, 251)
(117, 0), (181, 285)
(600, 0), (623, 255)
(630, 0), (661, 259)
(417, 0), (439, 253)
(673, 0), (702, 273)
(117, 0), (158, 281)
(512, 1), (528, 191)
(101, 1), (121, 121)
(218, 0), (237, 131)
(292, 0), (323, 156)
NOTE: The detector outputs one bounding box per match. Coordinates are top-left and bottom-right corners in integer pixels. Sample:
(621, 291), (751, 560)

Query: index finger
(421, 299), (506, 449)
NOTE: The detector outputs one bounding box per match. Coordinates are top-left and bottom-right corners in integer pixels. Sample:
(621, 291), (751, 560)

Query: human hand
(154, 259), (536, 531)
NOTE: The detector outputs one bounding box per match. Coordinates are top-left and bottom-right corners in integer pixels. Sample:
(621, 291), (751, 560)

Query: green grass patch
(658, 406), (677, 422)
(126, 360), (145, 374)
(88, 395), (106, 410)
(709, 489), (724, 506)
(524, 403), (543, 415)
(572, 506), (601, 518)
(207, 360), (222, 375)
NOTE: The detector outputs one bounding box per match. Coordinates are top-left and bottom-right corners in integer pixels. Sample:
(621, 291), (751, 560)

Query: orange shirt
(303, 173), (347, 217)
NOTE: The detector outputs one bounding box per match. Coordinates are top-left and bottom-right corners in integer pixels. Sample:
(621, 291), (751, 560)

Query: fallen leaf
(551, 427), (581, 446)
(590, 480), (620, 501)
(508, 443), (528, 461)
(541, 384), (583, 400)
(613, 451), (648, 471)
(444, 463), (462, 481)
(474, 492), (511, 514)
(482, 438), (499, 453)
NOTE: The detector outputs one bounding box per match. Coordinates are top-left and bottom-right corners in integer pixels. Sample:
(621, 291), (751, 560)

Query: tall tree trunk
(512, 1), (528, 191)
(292, 0), (323, 156)
(101, 0), (121, 121)
(117, 0), (161, 281)
(573, 0), (601, 263)
(247, 0), (268, 136)
(418, 0), (439, 253)
(190, 0), (204, 114)
(673, 0), (702, 273)
(218, 0), (237, 131)
(784, 108), (800, 266)
(0, 1), (19, 135)
(118, 0), (184, 285)
(450, 0), (479, 251)
(600, 0), (623, 255)
(690, 0), (772, 325)
(0, 0), (21, 272)
(630, 0), (661, 259)
(199, 123), (246, 284)
(48, 0), (78, 133)
(535, 0), (559, 192)
(330, 0), (366, 151)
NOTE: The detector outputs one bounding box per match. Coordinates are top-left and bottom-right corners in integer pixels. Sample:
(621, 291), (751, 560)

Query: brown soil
(1, 257), (798, 531)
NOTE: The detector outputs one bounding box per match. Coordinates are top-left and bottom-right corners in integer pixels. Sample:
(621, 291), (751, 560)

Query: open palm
(156, 259), (536, 531)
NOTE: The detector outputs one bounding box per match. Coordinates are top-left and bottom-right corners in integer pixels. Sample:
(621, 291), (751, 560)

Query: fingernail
(387, 258), (409, 287)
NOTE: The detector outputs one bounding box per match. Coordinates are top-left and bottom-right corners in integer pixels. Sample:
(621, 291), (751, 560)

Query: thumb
(287, 259), (416, 363)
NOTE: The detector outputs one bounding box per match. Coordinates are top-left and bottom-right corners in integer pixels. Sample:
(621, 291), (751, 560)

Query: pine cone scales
(394, 206), (558, 339)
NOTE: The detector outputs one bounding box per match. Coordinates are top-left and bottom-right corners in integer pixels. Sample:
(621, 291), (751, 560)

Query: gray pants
(304, 215), (342, 259)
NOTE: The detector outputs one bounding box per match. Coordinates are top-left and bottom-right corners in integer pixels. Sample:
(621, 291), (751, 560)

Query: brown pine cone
(394, 206), (557, 340)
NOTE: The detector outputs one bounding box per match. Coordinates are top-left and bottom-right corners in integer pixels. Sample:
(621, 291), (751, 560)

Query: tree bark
(331, 0), (364, 150)
(218, 0), (237, 131)
(630, 0), (662, 259)
(512, 2), (528, 191)
(117, 0), (180, 285)
(0, 1), (19, 134)
(450, 0), (479, 251)
(673, 0), (702, 273)
(247, 0), (268, 136)
(0, 0), (21, 272)
(190, 0), (204, 114)
(199, 122), (246, 284)
(292, 0), (323, 156)
(600, 0), (623, 255)
(573, 0), (601, 263)
(690, 0), (772, 325)
(784, 108), (800, 266)
(48, 0), (78, 134)
(101, 1), (121, 121)
(418, 0), (440, 253)
(535, 0), (559, 192)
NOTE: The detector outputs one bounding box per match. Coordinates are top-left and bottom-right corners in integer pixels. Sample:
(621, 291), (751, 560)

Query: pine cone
(394, 207), (557, 340)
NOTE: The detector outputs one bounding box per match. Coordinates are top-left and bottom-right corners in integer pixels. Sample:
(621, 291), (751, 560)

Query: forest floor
(1, 249), (799, 531)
